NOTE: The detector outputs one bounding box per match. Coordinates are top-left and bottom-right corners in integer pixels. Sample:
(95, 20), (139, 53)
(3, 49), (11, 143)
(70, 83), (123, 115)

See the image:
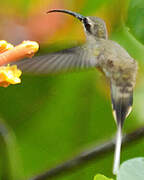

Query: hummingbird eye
(83, 18), (92, 34)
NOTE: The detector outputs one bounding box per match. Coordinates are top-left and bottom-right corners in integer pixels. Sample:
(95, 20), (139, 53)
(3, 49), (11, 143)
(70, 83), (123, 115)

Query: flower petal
(0, 65), (22, 87)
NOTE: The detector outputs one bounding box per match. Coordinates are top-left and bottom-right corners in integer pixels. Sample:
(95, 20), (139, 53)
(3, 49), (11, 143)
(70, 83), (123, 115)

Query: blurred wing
(13, 46), (97, 74)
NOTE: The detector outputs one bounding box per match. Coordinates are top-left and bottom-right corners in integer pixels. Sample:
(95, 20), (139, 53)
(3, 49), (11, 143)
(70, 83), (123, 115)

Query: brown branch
(30, 126), (144, 180)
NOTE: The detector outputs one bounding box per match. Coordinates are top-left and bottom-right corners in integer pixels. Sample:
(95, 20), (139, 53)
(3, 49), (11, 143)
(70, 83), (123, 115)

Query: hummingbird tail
(113, 124), (122, 175)
(110, 83), (133, 174)
(111, 83), (133, 126)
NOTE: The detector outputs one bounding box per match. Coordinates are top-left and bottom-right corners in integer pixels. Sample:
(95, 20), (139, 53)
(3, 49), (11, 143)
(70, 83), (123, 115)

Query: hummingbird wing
(12, 46), (97, 74)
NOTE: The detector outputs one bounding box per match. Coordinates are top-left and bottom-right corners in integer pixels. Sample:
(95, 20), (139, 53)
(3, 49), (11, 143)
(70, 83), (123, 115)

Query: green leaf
(81, 0), (112, 14)
(117, 158), (144, 180)
(127, 0), (144, 44)
(110, 26), (144, 64)
(94, 174), (113, 180)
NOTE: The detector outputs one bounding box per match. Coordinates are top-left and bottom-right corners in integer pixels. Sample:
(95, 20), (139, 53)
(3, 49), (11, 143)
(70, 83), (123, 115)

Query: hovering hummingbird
(14, 9), (138, 174)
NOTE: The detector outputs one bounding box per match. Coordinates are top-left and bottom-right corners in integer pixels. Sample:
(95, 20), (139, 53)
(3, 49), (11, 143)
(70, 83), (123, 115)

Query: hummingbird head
(47, 9), (108, 39)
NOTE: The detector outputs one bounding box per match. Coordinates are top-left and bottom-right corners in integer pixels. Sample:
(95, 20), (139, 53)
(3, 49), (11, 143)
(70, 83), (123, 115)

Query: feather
(11, 46), (97, 74)
(111, 83), (133, 174)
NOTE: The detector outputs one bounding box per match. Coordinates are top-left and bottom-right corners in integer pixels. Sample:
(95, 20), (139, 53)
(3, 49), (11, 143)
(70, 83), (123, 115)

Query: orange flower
(0, 40), (39, 87)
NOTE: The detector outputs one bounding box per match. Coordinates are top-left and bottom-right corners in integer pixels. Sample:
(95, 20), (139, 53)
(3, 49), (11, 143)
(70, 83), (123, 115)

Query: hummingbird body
(12, 9), (138, 174)
(85, 36), (137, 173)
(84, 37), (137, 126)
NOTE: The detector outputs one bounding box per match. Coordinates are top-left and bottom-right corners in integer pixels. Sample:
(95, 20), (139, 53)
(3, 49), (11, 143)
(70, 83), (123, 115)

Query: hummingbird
(13, 9), (138, 174)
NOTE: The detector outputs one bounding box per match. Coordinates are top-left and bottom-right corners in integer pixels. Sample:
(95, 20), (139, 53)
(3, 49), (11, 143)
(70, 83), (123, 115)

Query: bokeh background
(0, 0), (144, 179)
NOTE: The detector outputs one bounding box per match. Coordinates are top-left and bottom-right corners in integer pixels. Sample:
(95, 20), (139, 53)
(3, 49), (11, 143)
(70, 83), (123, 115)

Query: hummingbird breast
(93, 39), (138, 92)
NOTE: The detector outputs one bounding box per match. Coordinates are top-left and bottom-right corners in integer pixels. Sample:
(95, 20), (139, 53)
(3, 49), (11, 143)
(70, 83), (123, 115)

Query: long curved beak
(47, 9), (86, 22)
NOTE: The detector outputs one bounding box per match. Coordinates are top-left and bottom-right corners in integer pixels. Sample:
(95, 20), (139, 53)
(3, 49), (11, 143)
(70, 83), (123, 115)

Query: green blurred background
(0, 0), (144, 179)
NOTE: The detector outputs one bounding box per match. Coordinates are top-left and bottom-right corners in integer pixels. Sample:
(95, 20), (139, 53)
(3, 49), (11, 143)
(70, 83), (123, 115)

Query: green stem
(0, 119), (24, 180)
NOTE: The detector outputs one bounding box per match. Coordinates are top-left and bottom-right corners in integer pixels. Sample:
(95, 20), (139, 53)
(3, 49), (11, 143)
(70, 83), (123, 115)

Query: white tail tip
(113, 125), (122, 175)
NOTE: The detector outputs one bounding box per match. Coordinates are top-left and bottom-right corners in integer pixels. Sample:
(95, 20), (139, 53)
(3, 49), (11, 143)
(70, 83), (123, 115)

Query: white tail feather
(113, 125), (122, 175)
